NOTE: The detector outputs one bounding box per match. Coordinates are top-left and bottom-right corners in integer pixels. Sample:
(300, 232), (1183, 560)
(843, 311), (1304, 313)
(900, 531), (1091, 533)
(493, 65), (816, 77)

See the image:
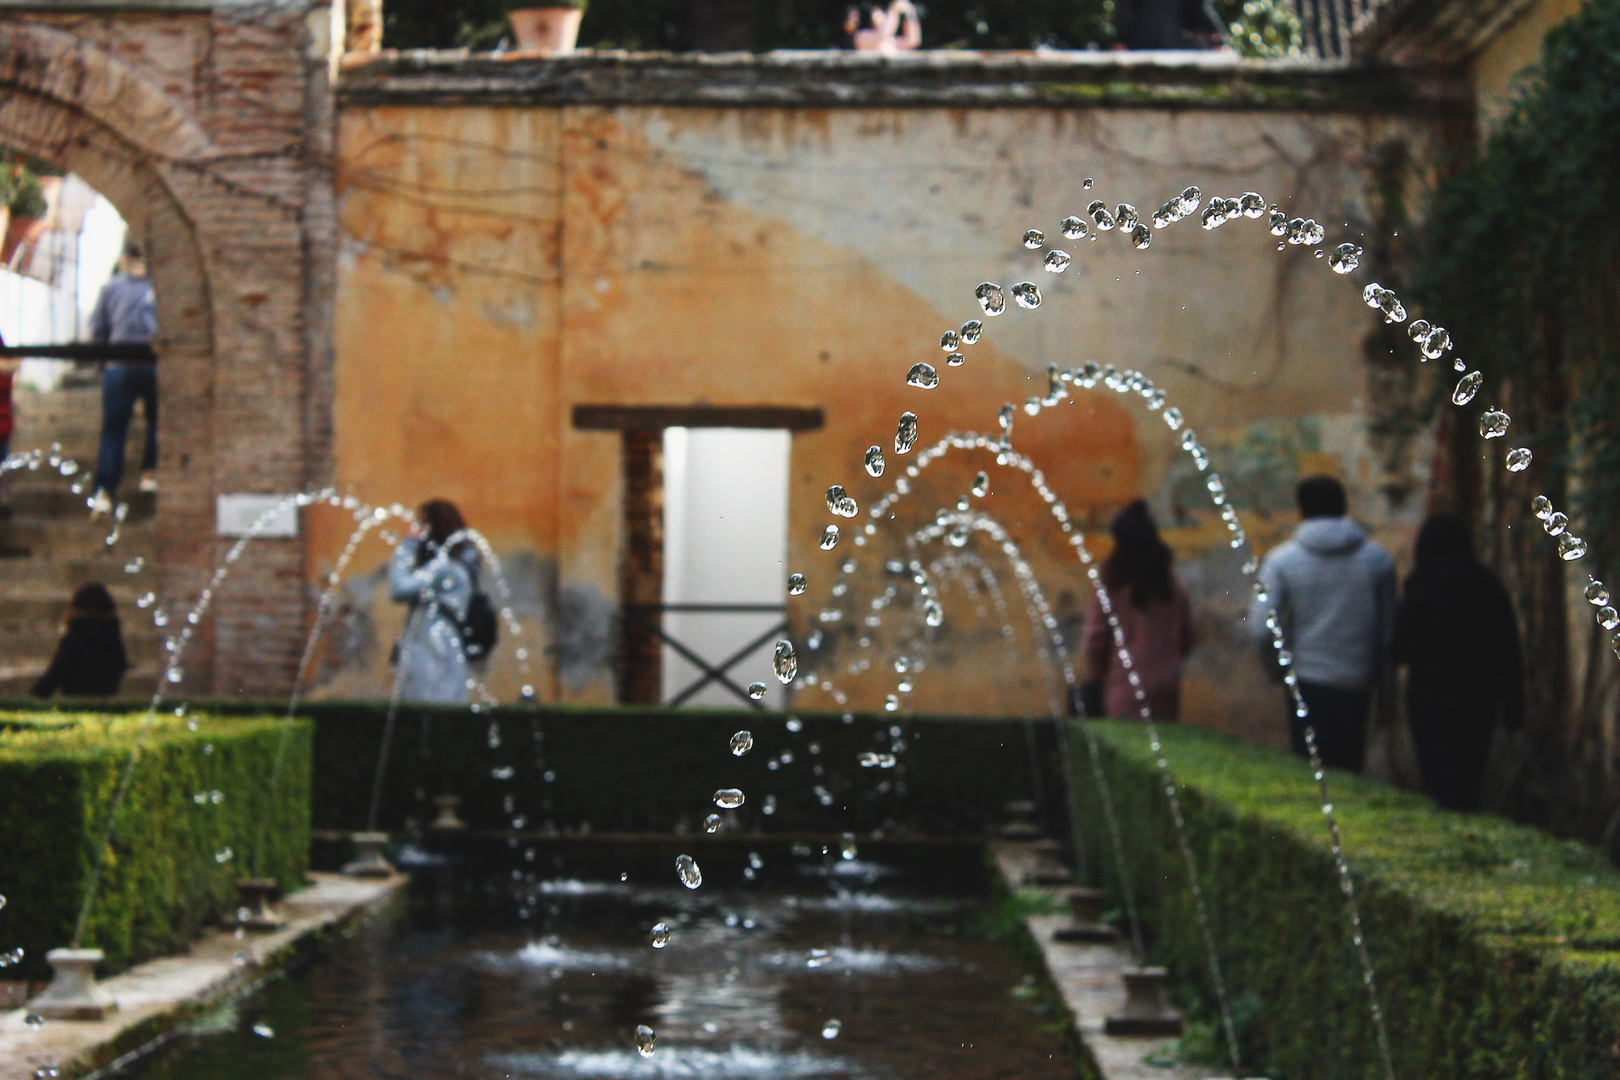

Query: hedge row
(1070, 720), (1620, 1079)
(0, 698), (1057, 839)
(0, 711), (311, 981)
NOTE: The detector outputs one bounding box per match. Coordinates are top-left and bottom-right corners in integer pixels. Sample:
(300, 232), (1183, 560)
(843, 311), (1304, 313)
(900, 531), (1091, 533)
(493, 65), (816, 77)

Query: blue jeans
(94, 363), (157, 496)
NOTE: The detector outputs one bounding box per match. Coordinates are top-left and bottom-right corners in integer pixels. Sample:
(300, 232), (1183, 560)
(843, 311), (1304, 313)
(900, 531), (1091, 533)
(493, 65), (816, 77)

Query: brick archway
(0, 10), (334, 695)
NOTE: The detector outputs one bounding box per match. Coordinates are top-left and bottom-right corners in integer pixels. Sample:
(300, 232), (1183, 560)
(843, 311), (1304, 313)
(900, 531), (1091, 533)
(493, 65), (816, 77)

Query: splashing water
(675, 855), (702, 890)
(635, 1025), (657, 1058)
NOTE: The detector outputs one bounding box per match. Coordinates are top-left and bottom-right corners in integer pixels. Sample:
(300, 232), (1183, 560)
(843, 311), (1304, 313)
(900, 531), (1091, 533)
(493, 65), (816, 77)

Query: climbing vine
(1412, 0), (1620, 843)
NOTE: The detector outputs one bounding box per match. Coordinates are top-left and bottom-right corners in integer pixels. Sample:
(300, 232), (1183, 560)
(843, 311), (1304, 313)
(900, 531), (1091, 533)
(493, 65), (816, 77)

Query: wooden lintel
(572, 404), (825, 432)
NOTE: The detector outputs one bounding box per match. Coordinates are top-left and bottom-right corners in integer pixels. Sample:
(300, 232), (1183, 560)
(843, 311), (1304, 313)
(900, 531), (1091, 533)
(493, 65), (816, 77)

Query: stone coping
(336, 47), (1466, 111)
(990, 842), (1206, 1080)
(0, 872), (407, 1080)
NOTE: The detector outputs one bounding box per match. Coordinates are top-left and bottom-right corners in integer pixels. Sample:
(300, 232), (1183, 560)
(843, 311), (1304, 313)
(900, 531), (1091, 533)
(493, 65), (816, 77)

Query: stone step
(0, 518), (156, 560)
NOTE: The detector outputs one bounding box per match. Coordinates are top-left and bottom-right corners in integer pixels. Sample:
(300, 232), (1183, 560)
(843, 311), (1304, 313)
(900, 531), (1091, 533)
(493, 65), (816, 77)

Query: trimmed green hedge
(0, 712), (311, 981)
(1070, 720), (1620, 1079)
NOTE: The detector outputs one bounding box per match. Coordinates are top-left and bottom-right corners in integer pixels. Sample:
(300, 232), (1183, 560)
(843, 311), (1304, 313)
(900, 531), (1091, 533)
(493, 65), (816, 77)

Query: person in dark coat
(1391, 513), (1525, 812)
(32, 583), (129, 698)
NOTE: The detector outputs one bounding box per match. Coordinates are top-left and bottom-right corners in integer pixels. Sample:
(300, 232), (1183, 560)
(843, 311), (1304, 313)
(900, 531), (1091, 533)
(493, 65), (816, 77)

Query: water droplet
(841, 832), (858, 860)
(1238, 191), (1266, 217)
(1022, 228), (1045, 249)
(972, 471), (989, 497)
(1329, 242), (1362, 274)
(1129, 223), (1152, 250)
(863, 446), (884, 478)
(1452, 371), (1483, 406)
(1088, 200), (1115, 230)
(492, 766), (515, 780)
(906, 363), (939, 389)
(762, 795), (777, 815)
(1559, 533), (1588, 560)
(786, 716), (802, 733)
(24, 1012), (44, 1030)
(1010, 282), (1041, 309)
(1480, 409), (1510, 439)
(1201, 201), (1230, 230)
(774, 639), (798, 683)
(748, 682), (766, 700)
(124, 556), (144, 574)
(136, 592), (155, 609)
(1177, 186), (1202, 216)
(940, 330), (960, 351)
(825, 485), (858, 517)
(1408, 319), (1432, 341)
(704, 813), (722, 833)
(788, 573), (807, 596)
(649, 922), (671, 948)
(820, 525), (839, 550)
(252, 1022), (274, 1038)
(895, 412), (919, 454)
(1059, 216), (1089, 240)
(635, 1024), (657, 1057)
(1533, 495), (1554, 519)
(1599, 607), (1619, 631)
(1545, 512), (1569, 536)
(975, 282), (1006, 316)
(1114, 204), (1139, 233)
(215, 846), (233, 863)
(1043, 249), (1071, 273)
(945, 351), (965, 367)
(959, 319), (983, 344)
(1506, 447), (1532, 472)
(822, 1018), (842, 1039)
(675, 855), (702, 890)
(1423, 327), (1452, 360)
(714, 788), (745, 809)
(727, 730), (754, 759)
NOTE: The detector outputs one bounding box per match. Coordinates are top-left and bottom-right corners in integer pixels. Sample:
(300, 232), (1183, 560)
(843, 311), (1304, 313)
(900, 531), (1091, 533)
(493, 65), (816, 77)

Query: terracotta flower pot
(508, 7), (584, 54)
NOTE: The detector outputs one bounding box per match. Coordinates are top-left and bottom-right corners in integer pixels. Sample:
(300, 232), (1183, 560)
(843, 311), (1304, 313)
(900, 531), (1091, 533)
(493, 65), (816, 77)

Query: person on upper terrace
(844, 0), (922, 52)
(1249, 475), (1396, 773)
(1080, 500), (1196, 720)
(88, 239), (158, 517)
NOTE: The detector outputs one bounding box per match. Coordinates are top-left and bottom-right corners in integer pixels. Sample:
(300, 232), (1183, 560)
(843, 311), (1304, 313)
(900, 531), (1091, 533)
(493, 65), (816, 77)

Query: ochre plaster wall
(325, 100), (1447, 743)
(1470, 0), (1587, 133)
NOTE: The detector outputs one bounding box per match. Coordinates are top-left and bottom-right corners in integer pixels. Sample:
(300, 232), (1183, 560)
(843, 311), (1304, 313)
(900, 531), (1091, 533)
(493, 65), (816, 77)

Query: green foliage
(1070, 721), (1620, 1079)
(1212, 0), (1302, 58)
(383, 0), (1112, 52)
(0, 150), (48, 219)
(0, 712), (311, 981)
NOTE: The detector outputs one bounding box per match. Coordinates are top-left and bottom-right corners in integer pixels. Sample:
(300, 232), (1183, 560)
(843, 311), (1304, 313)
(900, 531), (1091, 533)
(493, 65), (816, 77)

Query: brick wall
(0, 3), (337, 695)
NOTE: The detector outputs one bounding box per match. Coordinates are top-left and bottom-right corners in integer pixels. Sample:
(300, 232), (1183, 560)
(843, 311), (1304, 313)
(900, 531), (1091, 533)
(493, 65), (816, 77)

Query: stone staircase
(0, 385), (160, 698)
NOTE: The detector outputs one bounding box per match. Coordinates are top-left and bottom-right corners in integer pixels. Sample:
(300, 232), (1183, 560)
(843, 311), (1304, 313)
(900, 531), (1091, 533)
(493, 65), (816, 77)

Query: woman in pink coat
(1081, 500), (1195, 720)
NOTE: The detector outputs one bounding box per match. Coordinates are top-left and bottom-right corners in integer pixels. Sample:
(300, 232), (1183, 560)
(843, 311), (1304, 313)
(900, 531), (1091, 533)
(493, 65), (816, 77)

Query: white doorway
(660, 427), (791, 708)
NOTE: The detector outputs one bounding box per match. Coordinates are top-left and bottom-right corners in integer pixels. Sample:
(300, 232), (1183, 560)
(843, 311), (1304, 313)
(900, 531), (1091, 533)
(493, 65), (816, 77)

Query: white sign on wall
(216, 494), (299, 538)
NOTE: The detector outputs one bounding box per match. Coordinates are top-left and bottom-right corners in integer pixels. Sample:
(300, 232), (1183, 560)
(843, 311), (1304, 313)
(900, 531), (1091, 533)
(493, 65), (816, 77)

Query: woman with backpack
(388, 499), (487, 704)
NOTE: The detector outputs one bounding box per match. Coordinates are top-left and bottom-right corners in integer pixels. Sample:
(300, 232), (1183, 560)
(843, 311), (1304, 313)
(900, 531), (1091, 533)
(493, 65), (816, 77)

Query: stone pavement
(990, 842), (1208, 1080)
(0, 872), (406, 1080)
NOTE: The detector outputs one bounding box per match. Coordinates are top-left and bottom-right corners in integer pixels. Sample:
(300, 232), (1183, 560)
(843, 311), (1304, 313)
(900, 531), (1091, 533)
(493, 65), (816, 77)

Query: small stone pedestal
(343, 831), (394, 877)
(1104, 966), (1184, 1036)
(29, 948), (117, 1021)
(232, 878), (284, 932)
(1053, 886), (1119, 944)
(430, 794), (467, 831)
(1000, 799), (1041, 839)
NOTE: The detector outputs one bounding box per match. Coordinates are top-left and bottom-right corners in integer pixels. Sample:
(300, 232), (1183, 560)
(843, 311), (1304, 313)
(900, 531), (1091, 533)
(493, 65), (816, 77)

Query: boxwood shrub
(1070, 720), (1620, 1079)
(0, 711), (311, 981)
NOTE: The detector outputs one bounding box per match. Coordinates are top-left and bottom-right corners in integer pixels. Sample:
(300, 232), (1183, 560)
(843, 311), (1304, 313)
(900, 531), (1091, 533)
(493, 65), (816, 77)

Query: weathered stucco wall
(323, 54), (1460, 743)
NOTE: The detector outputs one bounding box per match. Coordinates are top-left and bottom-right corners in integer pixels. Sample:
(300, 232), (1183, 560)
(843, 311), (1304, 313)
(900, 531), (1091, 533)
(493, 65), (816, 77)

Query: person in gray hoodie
(1250, 475), (1396, 772)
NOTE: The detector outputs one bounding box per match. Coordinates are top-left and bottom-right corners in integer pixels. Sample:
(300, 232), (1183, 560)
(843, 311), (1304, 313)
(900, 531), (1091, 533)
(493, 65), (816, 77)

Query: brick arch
(0, 12), (325, 697)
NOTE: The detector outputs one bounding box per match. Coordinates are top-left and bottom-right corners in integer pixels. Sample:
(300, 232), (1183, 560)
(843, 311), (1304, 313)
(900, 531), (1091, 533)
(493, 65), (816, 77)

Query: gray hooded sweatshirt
(1249, 516), (1396, 693)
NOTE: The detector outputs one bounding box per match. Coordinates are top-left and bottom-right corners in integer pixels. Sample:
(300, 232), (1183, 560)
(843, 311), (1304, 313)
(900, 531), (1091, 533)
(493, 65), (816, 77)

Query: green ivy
(0, 712), (311, 981)
(1071, 720), (1620, 1079)
(1409, 0), (1620, 836)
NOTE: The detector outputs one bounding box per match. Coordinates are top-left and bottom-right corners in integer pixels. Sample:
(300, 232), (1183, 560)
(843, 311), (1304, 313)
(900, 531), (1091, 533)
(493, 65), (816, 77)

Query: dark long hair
(68, 583), (118, 622)
(1102, 499), (1173, 608)
(416, 499), (471, 565)
(1407, 512), (1476, 586)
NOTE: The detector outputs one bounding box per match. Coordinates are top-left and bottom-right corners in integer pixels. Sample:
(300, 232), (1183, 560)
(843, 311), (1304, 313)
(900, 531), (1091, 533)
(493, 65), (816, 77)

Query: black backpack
(460, 590), (499, 661)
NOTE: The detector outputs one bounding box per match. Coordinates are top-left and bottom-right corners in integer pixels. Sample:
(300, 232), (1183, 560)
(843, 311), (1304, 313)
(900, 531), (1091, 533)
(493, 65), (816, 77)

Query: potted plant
(507, 0), (587, 54)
